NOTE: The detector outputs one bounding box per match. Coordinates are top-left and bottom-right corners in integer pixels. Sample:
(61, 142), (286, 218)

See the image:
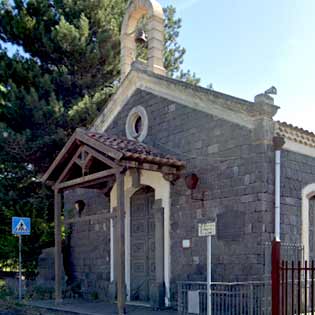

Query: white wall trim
(110, 169), (171, 306)
(92, 70), (256, 133)
(283, 139), (315, 158)
(301, 184), (315, 262)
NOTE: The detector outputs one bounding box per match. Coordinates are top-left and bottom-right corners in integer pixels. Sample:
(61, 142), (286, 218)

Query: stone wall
(105, 88), (276, 288)
(280, 150), (315, 245)
(53, 85), (315, 304)
(63, 189), (111, 300)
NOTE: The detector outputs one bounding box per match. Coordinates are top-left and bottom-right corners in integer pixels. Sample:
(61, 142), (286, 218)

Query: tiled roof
(275, 121), (315, 148)
(86, 131), (185, 168)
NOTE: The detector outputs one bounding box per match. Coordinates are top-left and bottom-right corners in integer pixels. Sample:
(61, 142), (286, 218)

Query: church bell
(135, 29), (148, 45)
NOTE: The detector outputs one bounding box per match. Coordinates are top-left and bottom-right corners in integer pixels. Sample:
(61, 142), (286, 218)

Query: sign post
(18, 235), (22, 301)
(12, 217), (31, 301)
(207, 235), (211, 315)
(198, 221), (216, 315)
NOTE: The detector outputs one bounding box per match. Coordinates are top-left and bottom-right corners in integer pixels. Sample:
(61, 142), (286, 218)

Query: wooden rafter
(76, 129), (123, 160)
(42, 128), (123, 183)
(55, 142), (124, 187)
(55, 168), (119, 190)
(81, 153), (93, 175)
(42, 132), (79, 182)
(55, 146), (84, 185)
(43, 128), (184, 186)
(82, 145), (118, 168)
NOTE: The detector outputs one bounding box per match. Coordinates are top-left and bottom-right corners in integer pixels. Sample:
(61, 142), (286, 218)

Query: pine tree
(0, 0), (199, 274)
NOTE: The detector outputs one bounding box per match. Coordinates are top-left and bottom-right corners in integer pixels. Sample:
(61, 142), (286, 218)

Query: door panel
(309, 197), (315, 261)
(130, 187), (155, 302)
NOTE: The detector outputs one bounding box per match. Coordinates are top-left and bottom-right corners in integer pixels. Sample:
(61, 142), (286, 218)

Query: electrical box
(188, 290), (200, 314)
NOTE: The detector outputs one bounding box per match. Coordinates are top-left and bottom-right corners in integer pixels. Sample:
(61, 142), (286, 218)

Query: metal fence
(263, 242), (304, 281)
(177, 281), (271, 315)
(279, 260), (315, 315)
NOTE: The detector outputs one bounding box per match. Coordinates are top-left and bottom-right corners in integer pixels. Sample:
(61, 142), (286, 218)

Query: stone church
(43, 0), (315, 310)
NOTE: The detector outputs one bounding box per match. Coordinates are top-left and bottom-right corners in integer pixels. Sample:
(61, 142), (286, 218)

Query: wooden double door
(130, 186), (156, 302)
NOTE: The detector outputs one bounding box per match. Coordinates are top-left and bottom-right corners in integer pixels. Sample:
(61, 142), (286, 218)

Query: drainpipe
(275, 149), (281, 241)
(273, 136), (285, 241)
(272, 136), (285, 315)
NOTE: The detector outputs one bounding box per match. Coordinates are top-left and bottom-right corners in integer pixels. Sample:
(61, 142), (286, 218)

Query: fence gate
(272, 240), (315, 315)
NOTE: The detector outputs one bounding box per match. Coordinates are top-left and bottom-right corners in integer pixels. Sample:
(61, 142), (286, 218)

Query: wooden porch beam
(70, 175), (115, 190)
(64, 212), (116, 225)
(55, 168), (119, 190)
(81, 153), (93, 174)
(54, 189), (63, 304)
(120, 160), (179, 173)
(116, 171), (126, 315)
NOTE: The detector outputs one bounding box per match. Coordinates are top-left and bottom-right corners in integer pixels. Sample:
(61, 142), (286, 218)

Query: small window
(126, 106), (148, 142)
(134, 115), (143, 136)
(74, 200), (85, 217)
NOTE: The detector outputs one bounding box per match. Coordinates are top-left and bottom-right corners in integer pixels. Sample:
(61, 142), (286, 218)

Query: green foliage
(0, 83), (6, 106)
(177, 69), (201, 85)
(24, 284), (54, 300)
(164, 6), (186, 78)
(0, 162), (54, 277)
(91, 291), (99, 300)
(0, 279), (14, 301)
(0, 0), (199, 276)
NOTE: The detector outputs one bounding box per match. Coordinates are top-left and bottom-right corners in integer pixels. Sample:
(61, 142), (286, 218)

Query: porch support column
(116, 171), (126, 315)
(112, 208), (118, 282)
(54, 189), (63, 304)
(153, 199), (165, 309)
(108, 209), (118, 302)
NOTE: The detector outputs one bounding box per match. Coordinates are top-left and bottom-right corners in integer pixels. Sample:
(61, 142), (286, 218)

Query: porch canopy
(42, 128), (184, 314)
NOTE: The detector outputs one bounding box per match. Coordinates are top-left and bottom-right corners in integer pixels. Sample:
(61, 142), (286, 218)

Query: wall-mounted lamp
(185, 173), (206, 206)
(74, 200), (85, 217)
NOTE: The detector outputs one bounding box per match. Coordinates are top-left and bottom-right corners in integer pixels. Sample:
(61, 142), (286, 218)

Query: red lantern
(185, 173), (206, 207)
(185, 173), (199, 190)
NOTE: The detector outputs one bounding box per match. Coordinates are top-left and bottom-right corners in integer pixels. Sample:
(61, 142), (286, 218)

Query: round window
(125, 106), (148, 142)
(134, 115), (143, 136)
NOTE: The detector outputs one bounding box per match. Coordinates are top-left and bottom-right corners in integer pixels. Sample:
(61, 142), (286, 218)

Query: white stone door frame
(302, 183), (315, 262)
(110, 169), (171, 306)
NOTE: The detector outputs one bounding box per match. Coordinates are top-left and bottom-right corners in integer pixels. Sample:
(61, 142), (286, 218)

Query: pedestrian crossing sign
(12, 217), (31, 235)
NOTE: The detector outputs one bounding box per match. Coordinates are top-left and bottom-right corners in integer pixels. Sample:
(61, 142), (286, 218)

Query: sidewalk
(28, 299), (177, 315)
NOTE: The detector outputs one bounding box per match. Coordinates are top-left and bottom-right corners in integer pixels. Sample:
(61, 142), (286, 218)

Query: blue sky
(160, 0), (315, 132)
(3, 1), (314, 132)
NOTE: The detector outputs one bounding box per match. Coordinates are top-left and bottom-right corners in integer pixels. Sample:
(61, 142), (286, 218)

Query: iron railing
(280, 260), (315, 315)
(177, 281), (271, 315)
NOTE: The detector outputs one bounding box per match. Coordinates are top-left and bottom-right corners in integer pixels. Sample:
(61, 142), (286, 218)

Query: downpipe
(272, 136), (285, 315)
(275, 149), (281, 241)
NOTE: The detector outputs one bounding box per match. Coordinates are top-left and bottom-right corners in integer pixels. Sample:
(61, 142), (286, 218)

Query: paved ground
(0, 303), (57, 315)
(28, 300), (177, 315)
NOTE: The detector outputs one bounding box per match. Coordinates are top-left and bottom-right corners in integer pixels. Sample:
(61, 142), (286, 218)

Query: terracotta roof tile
(275, 121), (315, 148)
(86, 131), (185, 168)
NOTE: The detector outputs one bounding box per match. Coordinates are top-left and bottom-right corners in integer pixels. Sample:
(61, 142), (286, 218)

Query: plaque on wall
(217, 210), (245, 241)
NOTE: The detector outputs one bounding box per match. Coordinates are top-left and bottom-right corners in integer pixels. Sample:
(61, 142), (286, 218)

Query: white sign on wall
(198, 221), (216, 237)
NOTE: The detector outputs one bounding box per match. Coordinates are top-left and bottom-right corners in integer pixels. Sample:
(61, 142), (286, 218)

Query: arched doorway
(309, 196), (315, 261)
(130, 186), (156, 302)
(302, 184), (315, 262)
